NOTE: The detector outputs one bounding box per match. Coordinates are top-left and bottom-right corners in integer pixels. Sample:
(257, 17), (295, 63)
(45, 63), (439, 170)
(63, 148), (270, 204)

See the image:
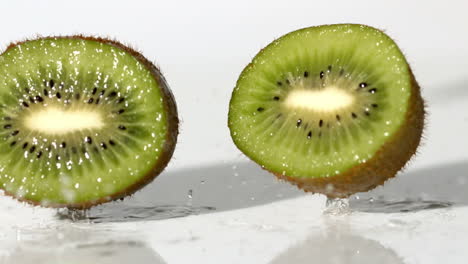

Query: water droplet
(324, 197), (350, 215)
(187, 189), (193, 199)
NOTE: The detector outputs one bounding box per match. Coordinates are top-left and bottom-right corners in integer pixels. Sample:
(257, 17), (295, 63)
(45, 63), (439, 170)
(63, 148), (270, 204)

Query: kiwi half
(228, 24), (424, 198)
(0, 36), (178, 209)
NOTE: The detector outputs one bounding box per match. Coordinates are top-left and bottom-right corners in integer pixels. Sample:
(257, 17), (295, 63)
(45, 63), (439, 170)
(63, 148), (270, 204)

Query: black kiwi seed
(44, 89), (49, 96)
(35, 96), (44, 102)
(336, 115), (341, 122)
(307, 131), (312, 139)
(85, 136), (92, 144)
(29, 146), (36, 153)
(11, 130), (19, 136)
(369, 88), (377, 94)
(49, 80), (55, 88)
(60, 142), (66, 148)
(319, 71), (324, 79)
(339, 69), (345, 76)
(56, 92), (62, 99)
(24, 88), (30, 94)
(109, 140), (116, 146)
(99, 90), (105, 97)
(75, 93), (81, 100)
(4, 124), (11, 129)
(371, 103), (378, 108)
(285, 79), (290, 85)
(359, 82), (367, 88)
(352, 112), (358, 118)
(29, 97), (35, 103)
(319, 119), (323, 127)
(108, 91), (117, 98)
(22, 102), (29, 107)
(10, 141), (16, 147)
(277, 81), (283, 86)
(273, 96), (280, 101)
(327, 65), (332, 72)
(257, 107), (264, 112)
(95, 98), (100, 104)
(117, 98), (124, 104)
(92, 87), (97, 95)
(22, 142), (28, 149)
(37, 151), (42, 159)
(100, 142), (107, 149)
(3, 117), (11, 121)
(304, 71), (309, 77)
(118, 125), (126, 130)
(364, 110), (370, 116)
(296, 119), (302, 127)
(88, 98), (94, 104)
(118, 109), (125, 114)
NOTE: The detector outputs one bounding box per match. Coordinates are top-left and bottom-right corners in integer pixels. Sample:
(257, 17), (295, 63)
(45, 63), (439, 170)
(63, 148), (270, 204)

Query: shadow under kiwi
(349, 160), (468, 213)
(56, 161), (305, 223)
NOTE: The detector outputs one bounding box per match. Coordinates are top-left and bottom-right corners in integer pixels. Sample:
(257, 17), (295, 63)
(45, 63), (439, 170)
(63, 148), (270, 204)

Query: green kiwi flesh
(0, 36), (178, 208)
(228, 24), (424, 197)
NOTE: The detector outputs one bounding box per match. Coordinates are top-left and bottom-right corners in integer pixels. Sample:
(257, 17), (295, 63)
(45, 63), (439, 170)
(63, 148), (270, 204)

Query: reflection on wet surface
(270, 229), (404, 264)
(1, 225), (165, 264)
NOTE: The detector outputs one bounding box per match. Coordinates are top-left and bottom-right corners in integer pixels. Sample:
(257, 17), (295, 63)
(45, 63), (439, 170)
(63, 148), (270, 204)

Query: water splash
(323, 197), (351, 215)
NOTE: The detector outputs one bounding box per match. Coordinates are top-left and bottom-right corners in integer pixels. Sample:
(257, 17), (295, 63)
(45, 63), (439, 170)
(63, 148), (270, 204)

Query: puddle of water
(349, 197), (452, 213)
(56, 203), (215, 223)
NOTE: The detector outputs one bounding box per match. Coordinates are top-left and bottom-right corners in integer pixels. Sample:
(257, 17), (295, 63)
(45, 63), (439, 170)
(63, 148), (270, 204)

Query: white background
(0, 0), (467, 263)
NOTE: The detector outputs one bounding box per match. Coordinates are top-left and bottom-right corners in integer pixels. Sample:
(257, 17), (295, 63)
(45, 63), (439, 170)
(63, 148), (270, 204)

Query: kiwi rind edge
(0, 36), (179, 209)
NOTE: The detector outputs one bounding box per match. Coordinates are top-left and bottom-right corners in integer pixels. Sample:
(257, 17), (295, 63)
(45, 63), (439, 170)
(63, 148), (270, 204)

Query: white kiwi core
(25, 107), (104, 135)
(284, 87), (355, 112)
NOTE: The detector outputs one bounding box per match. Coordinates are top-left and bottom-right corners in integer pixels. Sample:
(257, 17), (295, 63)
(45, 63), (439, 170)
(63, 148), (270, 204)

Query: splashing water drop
(324, 197), (351, 215)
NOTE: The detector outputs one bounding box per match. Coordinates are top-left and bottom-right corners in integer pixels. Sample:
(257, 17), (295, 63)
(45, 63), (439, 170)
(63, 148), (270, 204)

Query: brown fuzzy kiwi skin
(0, 36), (179, 209)
(274, 70), (425, 198)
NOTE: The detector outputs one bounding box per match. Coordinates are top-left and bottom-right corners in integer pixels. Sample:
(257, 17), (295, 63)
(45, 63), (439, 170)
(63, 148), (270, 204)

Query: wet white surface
(0, 0), (467, 263)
